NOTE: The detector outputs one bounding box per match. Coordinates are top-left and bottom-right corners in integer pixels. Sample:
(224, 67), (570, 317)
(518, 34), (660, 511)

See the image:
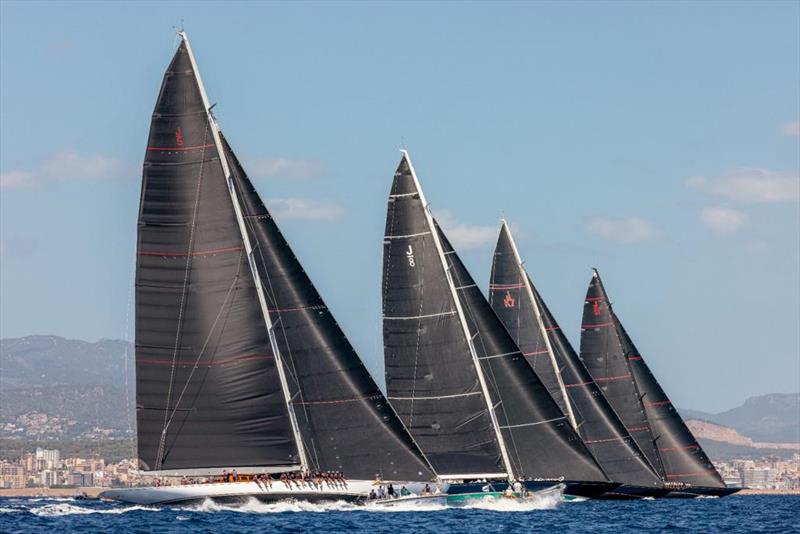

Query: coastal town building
(1, 446), (799, 491)
(0, 461), (25, 489)
(713, 454), (800, 490)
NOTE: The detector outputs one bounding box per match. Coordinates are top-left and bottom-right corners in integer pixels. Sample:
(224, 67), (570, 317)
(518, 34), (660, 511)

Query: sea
(1, 495), (798, 533)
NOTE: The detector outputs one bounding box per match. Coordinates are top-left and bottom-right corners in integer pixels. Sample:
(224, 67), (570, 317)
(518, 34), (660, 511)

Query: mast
(500, 220), (578, 430)
(402, 150), (515, 481)
(179, 32), (308, 471)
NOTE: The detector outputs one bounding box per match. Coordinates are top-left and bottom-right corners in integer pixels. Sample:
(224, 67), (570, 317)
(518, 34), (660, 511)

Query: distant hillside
(694, 438), (798, 460)
(0, 336), (134, 440)
(686, 419), (799, 460)
(0, 335), (132, 389)
(1, 335), (797, 454)
(679, 393), (799, 443)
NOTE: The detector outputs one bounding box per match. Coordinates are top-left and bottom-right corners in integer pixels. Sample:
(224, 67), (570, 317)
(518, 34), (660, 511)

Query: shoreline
(736, 488), (800, 496)
(1, 487), (799, 498)
(0, 487), (105, 498)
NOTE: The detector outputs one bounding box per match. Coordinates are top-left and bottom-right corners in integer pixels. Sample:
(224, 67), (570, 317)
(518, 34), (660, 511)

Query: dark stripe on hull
(662, 486), (742, 499)
(562, 481), (621, 499)
(596, 485), (673, 500)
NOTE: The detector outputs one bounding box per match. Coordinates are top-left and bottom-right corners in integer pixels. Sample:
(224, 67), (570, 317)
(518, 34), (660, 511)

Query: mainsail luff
(135, 36), (299, 471)
(382, 153), (507, 478)
(223, 141), (435, 482)
(433, 222), (611, 483)
(494, 221), (578, 429)
(400, 155), (515, 481)
(488, 224), (664, 488)
(585, 271), (725, 489)
(179, 33), (309, 471)
(580, 271), (665, 478)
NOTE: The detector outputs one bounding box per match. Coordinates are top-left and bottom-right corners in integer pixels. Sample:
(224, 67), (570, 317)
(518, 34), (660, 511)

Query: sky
(1, 1), (798, 413)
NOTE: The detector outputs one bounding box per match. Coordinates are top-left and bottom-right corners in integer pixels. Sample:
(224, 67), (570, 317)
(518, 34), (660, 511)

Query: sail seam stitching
(383, 311), (457, 320)
(387, 391), (482, 401)
(499, 416), (566, 430)
(155, 122), (210, 470)
(384, 231), (431, 240)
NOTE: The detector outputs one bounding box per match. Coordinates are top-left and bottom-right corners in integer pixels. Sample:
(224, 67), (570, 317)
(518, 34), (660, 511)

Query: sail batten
(581, 270), (725, 489)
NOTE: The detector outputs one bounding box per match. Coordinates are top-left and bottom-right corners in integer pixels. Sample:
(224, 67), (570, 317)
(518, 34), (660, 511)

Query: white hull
(100, 479), (430, 505)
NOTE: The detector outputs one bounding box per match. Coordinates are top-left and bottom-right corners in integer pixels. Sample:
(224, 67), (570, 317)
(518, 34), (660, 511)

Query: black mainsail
(135, 38), (298, 472)
(135, 34), (433, 482)
(489, 223), (666, 495)
(382, 154), (504, 478)
(580, 270), (732, 495)
(383, 152), (612, 493)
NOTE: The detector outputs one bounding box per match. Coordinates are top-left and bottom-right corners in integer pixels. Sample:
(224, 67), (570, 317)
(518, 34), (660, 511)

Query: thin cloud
(700, 206), (749, 234)
(782, 121), (800, 137)
(246, 157), (322, 180)
(687, 168), (799, 204)
(435, 210), (497, 250)
(584, 215), (658, 244)
(0, 171), (35, 190)
(0, 151), (132, 190)
(267, 197), (344, 221)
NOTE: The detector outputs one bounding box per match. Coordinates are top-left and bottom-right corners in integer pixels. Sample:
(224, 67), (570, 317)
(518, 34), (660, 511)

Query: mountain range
(679, 393), (799, 443)
(1, 335), (797, 456)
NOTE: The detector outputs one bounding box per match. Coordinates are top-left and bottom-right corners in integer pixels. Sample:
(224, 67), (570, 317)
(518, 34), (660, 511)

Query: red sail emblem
(175, 127), (183, 146)
(592, 301), (601, 316)
(503, 291), (515, 308)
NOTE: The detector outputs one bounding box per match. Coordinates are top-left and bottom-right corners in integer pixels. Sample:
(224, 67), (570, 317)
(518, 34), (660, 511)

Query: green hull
(445, 491), (511, 503)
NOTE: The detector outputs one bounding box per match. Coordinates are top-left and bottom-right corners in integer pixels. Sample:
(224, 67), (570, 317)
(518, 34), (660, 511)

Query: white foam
(460, 492), (561, 512)
(178, 497), (449, 514)
(29, 503), (159, 517)
(10, 497), (76, 503)
(365, 500), (448, 513)
(0, 507), (22, 513)
(180, 497), (362, 514)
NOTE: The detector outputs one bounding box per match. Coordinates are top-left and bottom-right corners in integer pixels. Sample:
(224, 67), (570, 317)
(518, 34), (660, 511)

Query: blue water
(1, 495), (798, 533)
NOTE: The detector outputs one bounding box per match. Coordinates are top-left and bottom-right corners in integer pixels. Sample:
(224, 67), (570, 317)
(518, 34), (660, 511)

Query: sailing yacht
(102, 33), (436, 505)
(580, 269), (740, 498)
(381, 151), (618, 500)
(488, 222), (669, 499)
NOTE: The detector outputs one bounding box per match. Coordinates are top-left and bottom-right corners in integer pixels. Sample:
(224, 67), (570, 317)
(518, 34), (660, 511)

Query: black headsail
(221, 137), (434, 482)
(489, 223), (665, 492)
(383, 151), (610, 488)
(135, 35), (298, 472)
(581, 270), (727, 491)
